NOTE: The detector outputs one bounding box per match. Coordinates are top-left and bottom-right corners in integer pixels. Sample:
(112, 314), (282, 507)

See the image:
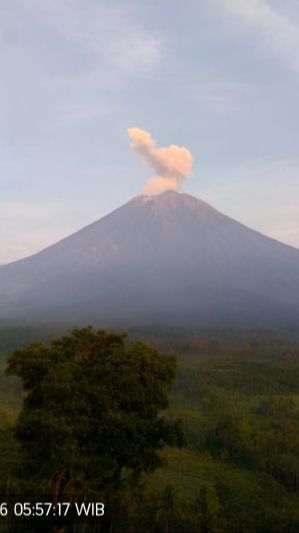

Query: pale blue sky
(1, 0), (299, 264)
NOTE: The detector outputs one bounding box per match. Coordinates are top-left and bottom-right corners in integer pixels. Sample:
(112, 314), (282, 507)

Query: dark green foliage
(188, 485), (224, 533)
(1, 327), (299, 531)
(5, 327), (179, 531)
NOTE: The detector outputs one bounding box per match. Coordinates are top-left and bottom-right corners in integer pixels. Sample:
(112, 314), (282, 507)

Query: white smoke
(127, 127), (193, 195)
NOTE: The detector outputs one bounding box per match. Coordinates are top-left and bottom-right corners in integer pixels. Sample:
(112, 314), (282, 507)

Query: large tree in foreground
(7, 328), (178, 510)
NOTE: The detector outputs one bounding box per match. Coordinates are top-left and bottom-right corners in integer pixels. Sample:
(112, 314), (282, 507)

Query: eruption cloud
(127, 127), (193, 195)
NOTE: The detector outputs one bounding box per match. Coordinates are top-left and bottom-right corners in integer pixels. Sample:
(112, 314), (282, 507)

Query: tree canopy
(7, 327), (179, 508)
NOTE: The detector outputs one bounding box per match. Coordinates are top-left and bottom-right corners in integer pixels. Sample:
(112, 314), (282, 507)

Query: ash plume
(127, 127), (193, 195)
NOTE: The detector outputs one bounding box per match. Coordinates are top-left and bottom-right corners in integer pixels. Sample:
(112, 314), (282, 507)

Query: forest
(0, 325), (299, 532)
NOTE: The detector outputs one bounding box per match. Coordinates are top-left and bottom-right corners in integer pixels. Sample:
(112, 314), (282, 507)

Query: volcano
(1, 190), (299, 328)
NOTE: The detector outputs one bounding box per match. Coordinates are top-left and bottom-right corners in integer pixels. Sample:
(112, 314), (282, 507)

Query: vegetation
(0, 327), (299, 531)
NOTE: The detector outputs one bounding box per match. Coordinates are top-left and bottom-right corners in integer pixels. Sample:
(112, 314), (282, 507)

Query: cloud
(218, 0), (299, 72)
(4, 0), (162, 130)
(21, 0), (161, 75)
(127, 127), (193, 195)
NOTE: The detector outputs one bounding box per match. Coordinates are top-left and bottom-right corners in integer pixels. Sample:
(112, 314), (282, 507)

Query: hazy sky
(1, 0), (299, 264)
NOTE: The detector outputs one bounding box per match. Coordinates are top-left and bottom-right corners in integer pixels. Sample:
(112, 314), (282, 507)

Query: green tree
(156, 485), (178, 533)
(190, 485), (224, 533)
(7, 327), (179, 530)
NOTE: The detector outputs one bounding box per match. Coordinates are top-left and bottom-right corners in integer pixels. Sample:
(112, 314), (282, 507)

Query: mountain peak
(131, 189), (217, 215)
(1, 188), (299, 327)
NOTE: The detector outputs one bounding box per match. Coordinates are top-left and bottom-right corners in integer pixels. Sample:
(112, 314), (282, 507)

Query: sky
(1, 0), (299, 264)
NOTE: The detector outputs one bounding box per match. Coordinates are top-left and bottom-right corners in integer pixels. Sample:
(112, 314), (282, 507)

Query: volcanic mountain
(1, 190), (299, 328)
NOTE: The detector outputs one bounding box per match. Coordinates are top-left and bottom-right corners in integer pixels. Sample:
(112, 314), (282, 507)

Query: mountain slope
(1, 190), (299, 327)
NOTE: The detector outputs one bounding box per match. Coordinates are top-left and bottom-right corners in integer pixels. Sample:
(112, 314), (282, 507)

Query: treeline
(167, 337), (299, 531)
(0, 328), (299, 531)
